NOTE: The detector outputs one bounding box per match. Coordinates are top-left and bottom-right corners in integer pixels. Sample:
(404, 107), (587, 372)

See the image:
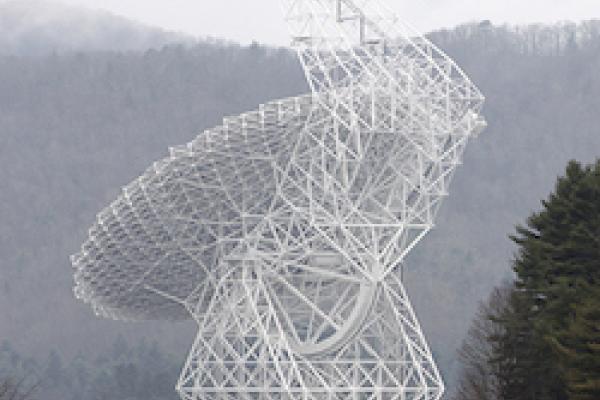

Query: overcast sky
(58, 0), (600, 45)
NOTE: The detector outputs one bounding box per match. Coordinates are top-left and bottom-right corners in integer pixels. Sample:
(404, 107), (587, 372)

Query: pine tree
(488, 286), (562, 400)
(552, 285), (600, 400)
(506, 159), (600, 400)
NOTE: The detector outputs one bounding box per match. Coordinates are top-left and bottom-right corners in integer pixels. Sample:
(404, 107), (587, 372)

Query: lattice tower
(71, 1), (486, 400)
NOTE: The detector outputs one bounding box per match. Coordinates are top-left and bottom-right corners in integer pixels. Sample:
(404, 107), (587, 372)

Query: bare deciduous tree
(0, 376), (39, 400)
(452, 283), (513, 400)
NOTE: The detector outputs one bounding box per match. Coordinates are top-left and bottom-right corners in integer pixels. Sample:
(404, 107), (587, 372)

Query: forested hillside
(0, 0), (193, 55)
(0, 38), (307, 400)
(1, 15), (600, 399)
(412, 19), (600, 383)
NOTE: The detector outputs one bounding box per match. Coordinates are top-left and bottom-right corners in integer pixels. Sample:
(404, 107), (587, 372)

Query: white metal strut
(71, 1), (486, 400)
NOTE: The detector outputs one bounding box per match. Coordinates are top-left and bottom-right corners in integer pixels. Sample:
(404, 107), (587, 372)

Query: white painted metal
(71, 1), (485, 399)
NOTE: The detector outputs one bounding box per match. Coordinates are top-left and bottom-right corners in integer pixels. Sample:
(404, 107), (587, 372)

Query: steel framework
(71, 1), (486, 400)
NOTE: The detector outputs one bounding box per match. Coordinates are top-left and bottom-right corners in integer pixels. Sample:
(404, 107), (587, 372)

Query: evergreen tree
(552, 285), (600, 400)
(489, 287), (563, 400)
(504, 159), (600, 400)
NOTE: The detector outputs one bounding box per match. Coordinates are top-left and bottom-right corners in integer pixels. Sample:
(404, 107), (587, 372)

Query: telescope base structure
(177, 271), (443, 400)
(70, 3), (485, 400)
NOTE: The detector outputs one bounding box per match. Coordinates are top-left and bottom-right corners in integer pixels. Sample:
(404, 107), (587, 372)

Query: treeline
(0, 39), (305, 375)
(0, 0), (194, 56)
(3, 18), (600, 395)
(430, 20), (600, 56)
(454, 160), (600, 400)
(0, 337), (181, 400)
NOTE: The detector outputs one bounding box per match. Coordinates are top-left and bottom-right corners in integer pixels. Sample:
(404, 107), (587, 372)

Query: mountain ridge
(0, 0), (196, 55)
(2, 12), (600, 400)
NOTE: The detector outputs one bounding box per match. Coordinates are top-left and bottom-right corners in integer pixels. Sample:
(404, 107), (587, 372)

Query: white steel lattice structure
(71, 1), (486, 400)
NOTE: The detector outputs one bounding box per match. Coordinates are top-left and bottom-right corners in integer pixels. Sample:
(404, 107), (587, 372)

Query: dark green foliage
(456, 160), (600, 400)
(490, 288), (566, 400)
(553, 285), (600, 400)
(453, 280), (566, 400)
(508, 160), (600, 399)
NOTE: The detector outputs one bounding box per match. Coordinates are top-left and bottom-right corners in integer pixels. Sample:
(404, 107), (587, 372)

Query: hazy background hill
(0, 0), (194, 55)
(1, 2), (600, 399)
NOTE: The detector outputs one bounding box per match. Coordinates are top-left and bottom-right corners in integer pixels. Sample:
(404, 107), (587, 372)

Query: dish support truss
(178, 1), (485, 400)
(71, 1), (486, 400)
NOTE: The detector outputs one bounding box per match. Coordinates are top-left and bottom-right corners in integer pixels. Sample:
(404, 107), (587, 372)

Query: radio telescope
(71, 1), (486, 399)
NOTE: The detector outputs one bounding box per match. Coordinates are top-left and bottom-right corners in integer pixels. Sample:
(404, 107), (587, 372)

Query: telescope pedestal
(177, 271), (443, 400)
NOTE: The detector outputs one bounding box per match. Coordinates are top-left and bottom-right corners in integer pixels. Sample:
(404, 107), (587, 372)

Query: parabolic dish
(71, 0), (485, 361)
